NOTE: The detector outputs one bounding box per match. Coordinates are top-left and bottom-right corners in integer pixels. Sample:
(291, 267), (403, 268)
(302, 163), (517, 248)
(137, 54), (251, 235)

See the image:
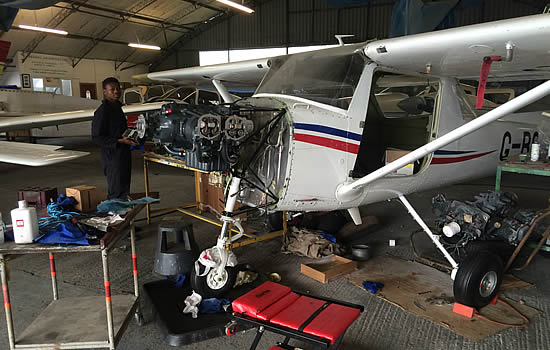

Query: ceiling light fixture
(18, 24), (68, 35)
(216, 0), (254, 13)
(128, 43), (161, 50)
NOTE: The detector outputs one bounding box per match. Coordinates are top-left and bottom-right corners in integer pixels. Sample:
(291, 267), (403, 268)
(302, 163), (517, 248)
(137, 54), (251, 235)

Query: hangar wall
(5, 52), (148, 99)
(153, 0), (544, 71)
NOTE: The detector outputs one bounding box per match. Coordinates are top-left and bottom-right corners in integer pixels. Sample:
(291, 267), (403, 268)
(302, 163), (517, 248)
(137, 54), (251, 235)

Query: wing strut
(212, 79), (235, 103)
(336, 79), (550, 202)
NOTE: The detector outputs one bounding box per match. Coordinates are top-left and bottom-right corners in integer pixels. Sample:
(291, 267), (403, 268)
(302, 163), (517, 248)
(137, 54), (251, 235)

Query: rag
(199, 298), (230, 314)
(182, 291), (202, 318)
(362, 280), (384, 294)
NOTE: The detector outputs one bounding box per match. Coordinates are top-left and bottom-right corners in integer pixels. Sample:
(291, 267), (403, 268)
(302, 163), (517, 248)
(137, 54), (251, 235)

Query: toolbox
(17, 187), (58, 207)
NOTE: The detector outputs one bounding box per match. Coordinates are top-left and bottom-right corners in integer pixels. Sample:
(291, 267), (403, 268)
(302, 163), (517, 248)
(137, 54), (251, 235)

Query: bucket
(11, 200), (39, 244)
(351, 244), (371, 261)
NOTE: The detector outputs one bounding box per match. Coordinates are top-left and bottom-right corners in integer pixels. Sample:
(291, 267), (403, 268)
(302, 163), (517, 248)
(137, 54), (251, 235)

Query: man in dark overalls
(92, 77), (137, 200)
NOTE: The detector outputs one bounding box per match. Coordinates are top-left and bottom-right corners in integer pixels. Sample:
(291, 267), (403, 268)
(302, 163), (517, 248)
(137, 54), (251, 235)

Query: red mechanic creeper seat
(232, 281), (291, 318)
(270, 295), (360, 344)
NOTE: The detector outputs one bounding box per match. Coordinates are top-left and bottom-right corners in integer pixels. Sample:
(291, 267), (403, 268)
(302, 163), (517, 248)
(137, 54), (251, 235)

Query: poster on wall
(21, 73), (31, 88)
(17, 52), (72, 79)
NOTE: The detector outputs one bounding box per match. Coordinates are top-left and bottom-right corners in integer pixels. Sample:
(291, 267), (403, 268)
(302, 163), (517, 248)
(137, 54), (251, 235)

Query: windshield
(256, 44), (365, 110)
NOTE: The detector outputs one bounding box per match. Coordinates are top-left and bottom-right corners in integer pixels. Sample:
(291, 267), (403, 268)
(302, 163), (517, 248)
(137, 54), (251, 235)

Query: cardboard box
(385, 149), (414, 176)
(66, 185), (106, 212)
(301, 255), (357, 283)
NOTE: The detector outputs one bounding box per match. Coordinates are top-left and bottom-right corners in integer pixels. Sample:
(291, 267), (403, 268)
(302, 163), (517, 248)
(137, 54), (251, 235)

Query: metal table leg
(130, 221), (143, 325)
(495, 166), (502, 190)
(49, 253), (58, 300)
(102, 249), (116, 350)
(1, 254), (15, 350)
(144, 158), (151, 224)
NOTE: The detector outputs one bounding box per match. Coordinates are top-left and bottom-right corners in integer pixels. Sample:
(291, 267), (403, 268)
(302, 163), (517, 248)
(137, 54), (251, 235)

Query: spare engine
(147, 103), (254, 172)
(432, 191), (541, 246)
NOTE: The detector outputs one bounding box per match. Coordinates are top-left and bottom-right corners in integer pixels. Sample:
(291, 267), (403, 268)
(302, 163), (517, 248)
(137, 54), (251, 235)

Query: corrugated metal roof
(3, 0), (549, 70)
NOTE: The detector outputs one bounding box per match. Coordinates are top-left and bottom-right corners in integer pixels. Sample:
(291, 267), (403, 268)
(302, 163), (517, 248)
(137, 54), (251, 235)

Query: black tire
(190, 263), (237, 298)
(453, 250), (503, 308)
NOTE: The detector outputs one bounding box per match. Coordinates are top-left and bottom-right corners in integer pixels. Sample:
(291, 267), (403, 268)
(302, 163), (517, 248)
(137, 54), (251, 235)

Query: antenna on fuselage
(334, 34), (354, 46)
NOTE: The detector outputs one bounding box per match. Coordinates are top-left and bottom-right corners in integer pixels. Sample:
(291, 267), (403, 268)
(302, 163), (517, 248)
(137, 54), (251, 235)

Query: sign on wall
(21, 73), (31, 88)
(18, 52), (72, 79)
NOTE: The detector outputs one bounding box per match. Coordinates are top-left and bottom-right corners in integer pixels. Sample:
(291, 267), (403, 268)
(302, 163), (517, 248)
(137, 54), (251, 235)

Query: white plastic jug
(11, 200), (39, 244)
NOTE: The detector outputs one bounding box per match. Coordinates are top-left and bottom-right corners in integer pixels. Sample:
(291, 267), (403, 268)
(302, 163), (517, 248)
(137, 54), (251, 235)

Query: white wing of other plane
(0, 102), (165, 166)
(134, 58), (270, 90)
(0, 141), (90, 166)
(364, 14), (550, 81)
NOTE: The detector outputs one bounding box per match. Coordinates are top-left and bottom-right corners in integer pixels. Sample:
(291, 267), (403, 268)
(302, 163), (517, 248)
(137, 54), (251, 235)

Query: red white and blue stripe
(292, 124), (496, 164)
(293, 123), (361, 154)
(431, 150), (496, 164)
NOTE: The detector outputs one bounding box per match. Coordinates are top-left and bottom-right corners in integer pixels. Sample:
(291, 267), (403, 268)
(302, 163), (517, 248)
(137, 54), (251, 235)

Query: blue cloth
(5, 229), (13, 241)
(199, 298), (230, 314)
(96, 197), (160, 214)
(175, 274), (186, 288)
(321, 232), (337, 243)
(362, 281), (384, 294)
(34, 223), (90, 245)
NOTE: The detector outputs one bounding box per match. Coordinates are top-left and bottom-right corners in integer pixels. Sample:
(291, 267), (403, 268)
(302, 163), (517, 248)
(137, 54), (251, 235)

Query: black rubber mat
(143, 278), (257, 346)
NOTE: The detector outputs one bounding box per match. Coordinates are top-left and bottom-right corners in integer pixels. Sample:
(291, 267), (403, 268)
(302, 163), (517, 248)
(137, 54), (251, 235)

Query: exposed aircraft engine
(144, 99), (291, 211)
(432, 191), (541, 246)
(148, 103), (254, 172)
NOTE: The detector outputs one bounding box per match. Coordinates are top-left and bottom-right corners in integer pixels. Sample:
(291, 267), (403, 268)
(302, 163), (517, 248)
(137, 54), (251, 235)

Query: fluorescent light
(18, 24), (68, 35)
(216, 0), (254, 13)
(128, 43), (161, 51)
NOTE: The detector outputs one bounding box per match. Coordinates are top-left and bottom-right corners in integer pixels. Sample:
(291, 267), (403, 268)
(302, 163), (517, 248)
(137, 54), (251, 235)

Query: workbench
(495, 157), (550, 191)
(0, 205), (144, 350)
(143, 152), (287, 249)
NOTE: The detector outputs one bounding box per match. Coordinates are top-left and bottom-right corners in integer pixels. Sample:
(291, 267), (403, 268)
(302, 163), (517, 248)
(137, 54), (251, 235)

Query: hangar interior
(0, 1), (550, 349)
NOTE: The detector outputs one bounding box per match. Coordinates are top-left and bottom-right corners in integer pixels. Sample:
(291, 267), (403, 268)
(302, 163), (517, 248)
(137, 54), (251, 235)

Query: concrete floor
(0, 136), (549, 350)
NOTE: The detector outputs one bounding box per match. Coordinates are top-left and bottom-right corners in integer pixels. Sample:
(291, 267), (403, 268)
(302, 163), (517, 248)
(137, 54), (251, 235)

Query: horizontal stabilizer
(0, 141), (89, 166)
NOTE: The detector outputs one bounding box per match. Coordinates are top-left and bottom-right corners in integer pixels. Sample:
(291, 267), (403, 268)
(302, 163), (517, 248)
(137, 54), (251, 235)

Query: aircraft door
(352, 71), (440, 178)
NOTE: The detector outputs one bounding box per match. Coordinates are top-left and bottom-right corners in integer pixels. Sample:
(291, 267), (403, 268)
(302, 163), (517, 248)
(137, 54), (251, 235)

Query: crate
(17, 187), (58, 207)
(301, 255), (357, 283)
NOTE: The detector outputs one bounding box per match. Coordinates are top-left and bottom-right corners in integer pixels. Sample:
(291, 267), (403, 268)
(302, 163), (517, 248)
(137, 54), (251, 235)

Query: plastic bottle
(530, 143), (540, 162)
(10, 200), (39, 244)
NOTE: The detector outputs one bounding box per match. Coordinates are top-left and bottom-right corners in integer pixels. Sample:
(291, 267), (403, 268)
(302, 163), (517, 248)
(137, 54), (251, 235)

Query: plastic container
(530, 143), (540, 162)
(10, 200), (39, 244)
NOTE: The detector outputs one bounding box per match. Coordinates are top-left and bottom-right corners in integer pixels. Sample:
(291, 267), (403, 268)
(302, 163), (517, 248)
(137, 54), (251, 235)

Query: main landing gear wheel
(453, 250), (503, 308)
(190, 263), (238, 298)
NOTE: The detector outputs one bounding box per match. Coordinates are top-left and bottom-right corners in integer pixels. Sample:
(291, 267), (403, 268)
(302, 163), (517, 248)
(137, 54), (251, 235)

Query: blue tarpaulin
(96, 197), (160, 214)
(34, 222), (90, 245)
(390, 0), (483, 37)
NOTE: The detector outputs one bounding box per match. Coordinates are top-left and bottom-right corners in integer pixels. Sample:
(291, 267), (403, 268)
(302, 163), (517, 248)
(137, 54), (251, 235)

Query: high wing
(0, 102), (165, 132)
(364, 14), (550, 81)
(0, 102), (165, 166)
(135, 58), (270, 91)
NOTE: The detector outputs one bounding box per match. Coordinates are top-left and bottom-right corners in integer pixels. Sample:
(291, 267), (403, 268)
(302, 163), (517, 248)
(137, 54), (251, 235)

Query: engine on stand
(147, 103), (254, 172)
(432, 191), (542, 247)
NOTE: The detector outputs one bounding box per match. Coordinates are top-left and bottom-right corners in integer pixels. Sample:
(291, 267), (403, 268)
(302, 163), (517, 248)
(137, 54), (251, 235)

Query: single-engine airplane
(1, 13), (550, 307)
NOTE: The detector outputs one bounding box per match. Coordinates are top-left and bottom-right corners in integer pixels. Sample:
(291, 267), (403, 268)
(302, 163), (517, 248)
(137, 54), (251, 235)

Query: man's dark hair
(102, 77), (120, 89)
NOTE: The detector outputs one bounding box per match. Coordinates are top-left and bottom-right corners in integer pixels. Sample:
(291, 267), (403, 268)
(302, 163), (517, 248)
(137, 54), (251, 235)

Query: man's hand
(118, 137), (138, 146)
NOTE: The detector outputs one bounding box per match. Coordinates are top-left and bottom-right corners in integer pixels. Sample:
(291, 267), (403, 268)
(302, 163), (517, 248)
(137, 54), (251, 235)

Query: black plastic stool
(154, 218), (198, 276)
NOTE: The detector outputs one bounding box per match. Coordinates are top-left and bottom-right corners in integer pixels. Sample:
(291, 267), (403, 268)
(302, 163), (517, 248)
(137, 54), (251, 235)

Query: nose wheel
(190, 263), (237, 298)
